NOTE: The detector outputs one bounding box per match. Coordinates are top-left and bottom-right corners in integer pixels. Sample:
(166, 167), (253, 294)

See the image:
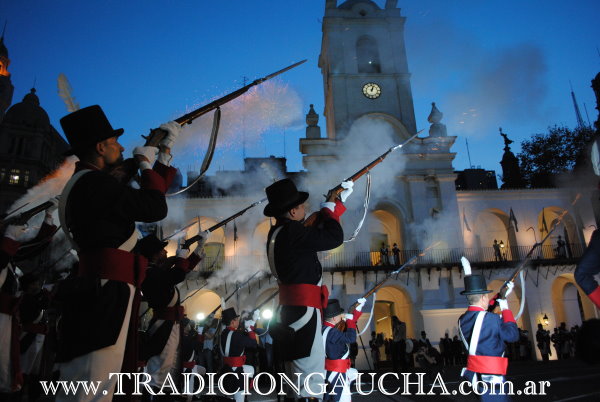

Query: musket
(208, 271), (261, 317)
(305, 130), (422, 226)
(164, 198), (267, 244)
(488, 194), (582, 311)
(335, 242), (440, 332)
(110, 60), (307, 186)
(0, 200), (55, 229)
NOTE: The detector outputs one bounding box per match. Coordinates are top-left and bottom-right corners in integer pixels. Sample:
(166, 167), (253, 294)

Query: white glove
(339, 180), (354, 203)
(498, 298), (509, 311)
(159, 121), (182, 149)
(355, 297), (367, 312)
(157, 151), (173, 167)
(345, 313), (354, 321)
(244, 320), (255, 330)
(176, 248), (188, 258)
(197, 326), (204, 335)
(252, 309), (260, 321)
(4, 224), (30, 242)
(504, 281), (514, 298)
(193, 246), (206, 261)
(133, 146), (159, 170)
(220, 297), (226, 311)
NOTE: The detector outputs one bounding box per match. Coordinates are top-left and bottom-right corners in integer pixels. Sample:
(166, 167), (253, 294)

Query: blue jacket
(322, 321), (357, 361)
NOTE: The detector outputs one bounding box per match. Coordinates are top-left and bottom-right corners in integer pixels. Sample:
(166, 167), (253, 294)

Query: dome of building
(3, 88), (52, 131)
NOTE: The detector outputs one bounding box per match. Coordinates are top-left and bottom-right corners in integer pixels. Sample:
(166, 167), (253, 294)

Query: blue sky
(2, 0), (599, 178)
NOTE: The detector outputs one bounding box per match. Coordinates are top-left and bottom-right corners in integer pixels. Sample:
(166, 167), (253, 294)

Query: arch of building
(252, 218), (272, 256)
(367, 200), (406, 265)
(551, 273), (596, 329)
(373, 285), (415, 340)
(537, 207), (582, 258)
(473, 208), (518, 260)
(349, 112), (411, 143)
(182, 289), (222, 323)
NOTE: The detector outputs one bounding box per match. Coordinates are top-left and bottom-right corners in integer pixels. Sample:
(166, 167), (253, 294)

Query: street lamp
(196, 312), (205, 321)
(499, 240), (506, 261)
(542, 314), (549, 326)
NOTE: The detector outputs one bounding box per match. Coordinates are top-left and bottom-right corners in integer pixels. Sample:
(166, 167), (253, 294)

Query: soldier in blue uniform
(458, 257), (519, 401)
(321, 298), (365, 402)
(219, 307), (257, 402)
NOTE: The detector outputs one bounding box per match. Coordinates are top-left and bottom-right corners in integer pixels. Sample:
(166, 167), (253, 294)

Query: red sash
(78, 248), (147, 286)
(466, 355), (508, 375)
(182, 361), (196, 369)
(279, 283), (329, 310)
(223, 355), (246, 368)
(325, 358), (351, 373)
(153, 305), (184, 321)
(0, 292), (20, 316)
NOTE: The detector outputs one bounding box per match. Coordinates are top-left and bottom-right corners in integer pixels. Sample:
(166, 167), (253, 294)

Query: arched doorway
(551, 274), (595, 328)
(182, 289), (222, 322)
(538, 208), (582, 259)
(373, 285), (414, 360)
(368, 203), (405, 266)
(474, 209), (516, 261)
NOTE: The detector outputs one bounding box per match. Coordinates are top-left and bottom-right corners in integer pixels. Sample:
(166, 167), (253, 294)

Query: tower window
(9, 168), (20, 185)
(357, 36), (381, 73)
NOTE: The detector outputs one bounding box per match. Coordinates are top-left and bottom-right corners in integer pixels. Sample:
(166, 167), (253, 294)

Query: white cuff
(320, 202), (335, 213)
(176, 249), (188, 258)
(44, 215), (54, 225)
(139, 161), (152, 171)
(157, 152), (172, 167)
(498, 299), (509, 311)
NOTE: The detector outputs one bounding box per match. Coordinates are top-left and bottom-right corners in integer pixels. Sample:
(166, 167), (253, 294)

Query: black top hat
(323, 299), (344, 319)
(264, 178), (309, 217)
(222, 307), (240, 325)
(460, 274), (493, 295)
(136, 234), (168, 260)
(60, 105), (124, 156)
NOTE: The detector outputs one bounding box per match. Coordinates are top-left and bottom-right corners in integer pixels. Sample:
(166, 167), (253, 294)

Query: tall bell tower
(0, 31), (14, 123)
(319, 0), (416, 140)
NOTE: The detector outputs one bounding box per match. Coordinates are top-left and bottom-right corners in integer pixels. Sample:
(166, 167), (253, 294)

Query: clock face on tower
(362, 82), (381, 99)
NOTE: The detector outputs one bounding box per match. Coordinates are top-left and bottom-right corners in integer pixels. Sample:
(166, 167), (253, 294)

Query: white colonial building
(161, 0), (598, 367)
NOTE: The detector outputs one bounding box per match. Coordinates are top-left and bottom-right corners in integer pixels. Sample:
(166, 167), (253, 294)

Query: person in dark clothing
(264, 178), (351, 400)
(219, 307), (257, 402)
(0, 199), (57, 397)
(55, 105), (179, 401)
(535, 324), (551, 362)
(321, 298), (365, 402)
(392, 243), (400, 266)
(391, 316), (406, 372)
(440, 333), (453, 366)
(139, 234), (203, 391)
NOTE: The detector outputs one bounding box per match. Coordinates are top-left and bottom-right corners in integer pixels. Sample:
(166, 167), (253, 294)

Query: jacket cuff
(140, 169), (168, 193)
(175, 257), (191, 273)
(352, 310), (362, 322)
(153, 162), (178, 189)
(187, 253), (201, 271)
(346, 319), (357, 329)
(501, 309), (516, 324)
(320, 200), (347, 223)
(588, 286), (600, 308)
(0, 237), (20, 256)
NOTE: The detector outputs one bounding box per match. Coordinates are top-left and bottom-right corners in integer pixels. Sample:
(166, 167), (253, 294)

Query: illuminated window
(23, 170), (30, 187)
(9, 169), (20, 185)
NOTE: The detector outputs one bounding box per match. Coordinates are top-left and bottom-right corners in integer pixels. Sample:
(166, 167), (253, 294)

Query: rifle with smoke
(487, 194), (581, 312)
(335, 241), (440, 332)
(164, 198), (267, 248)
(109, 60), (307, 192)
(0, 201), (55, 230)
(207, 271), (261, 318)
(304, 130), (422, 227)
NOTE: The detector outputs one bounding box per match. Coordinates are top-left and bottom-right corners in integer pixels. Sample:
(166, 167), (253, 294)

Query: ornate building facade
(168, 0), (598, 368)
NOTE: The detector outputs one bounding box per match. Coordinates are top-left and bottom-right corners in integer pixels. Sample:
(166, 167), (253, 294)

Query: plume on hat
(461, 256), (472, 276)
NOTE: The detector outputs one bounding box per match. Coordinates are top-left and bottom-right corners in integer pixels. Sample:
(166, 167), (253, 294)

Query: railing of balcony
(196, 243), (584, 273)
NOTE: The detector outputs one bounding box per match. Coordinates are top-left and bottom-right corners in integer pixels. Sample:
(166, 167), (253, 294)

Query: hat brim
(460, 289), (493, 295)
(324, 307), (344, 319)
(64, 128), (125, 156)
(263, 191), (309, 217)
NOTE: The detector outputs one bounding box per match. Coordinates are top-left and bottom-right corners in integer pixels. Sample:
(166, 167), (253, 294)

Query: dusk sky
(2, 0), (599, 180)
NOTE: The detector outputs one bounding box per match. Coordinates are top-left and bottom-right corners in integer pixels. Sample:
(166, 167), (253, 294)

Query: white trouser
(0, 313), (14, 392)
(284, 308), (325, 399)
(56, 283), (135, 401)
(146, 322), (180, 387)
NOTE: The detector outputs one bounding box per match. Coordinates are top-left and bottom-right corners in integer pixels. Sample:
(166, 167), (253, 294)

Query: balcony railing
(196, 243), (585, 273)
